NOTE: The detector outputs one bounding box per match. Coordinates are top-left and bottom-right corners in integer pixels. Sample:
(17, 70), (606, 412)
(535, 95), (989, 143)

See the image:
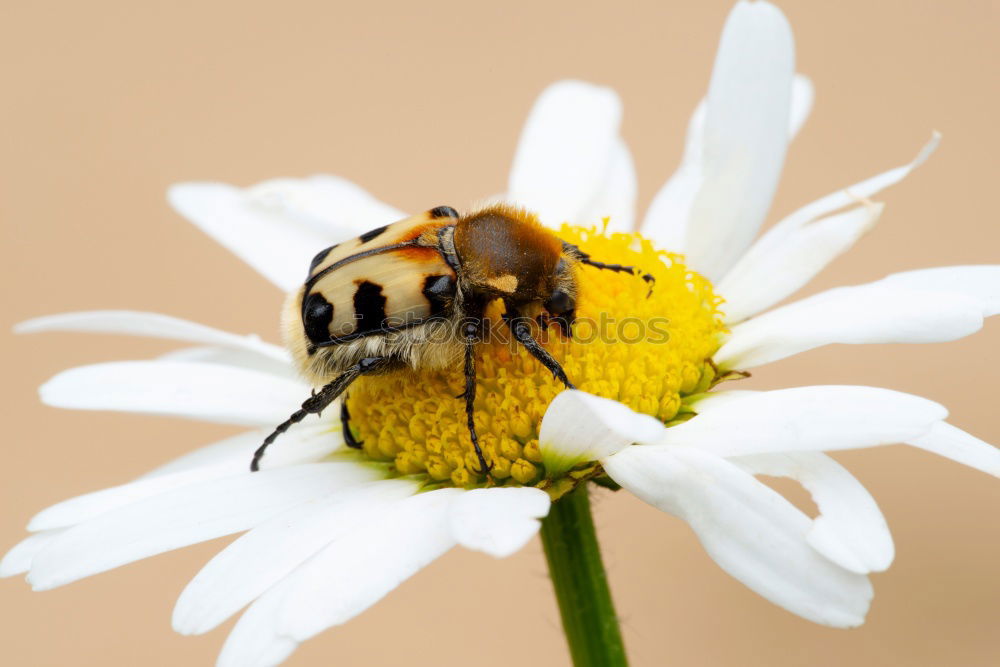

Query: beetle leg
(505, 312), (576, 390)
(251, 356), (392, 471)
(340, 399), (363, 449)
(463, 319), (493, 476)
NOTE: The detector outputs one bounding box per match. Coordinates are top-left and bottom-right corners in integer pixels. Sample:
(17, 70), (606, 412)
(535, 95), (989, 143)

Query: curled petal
(604, 445), (872, 627)
(733, 452), (893, 574)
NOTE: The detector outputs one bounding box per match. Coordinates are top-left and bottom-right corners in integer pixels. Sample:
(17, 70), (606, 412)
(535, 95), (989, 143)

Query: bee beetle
(251, 204), (652, 474)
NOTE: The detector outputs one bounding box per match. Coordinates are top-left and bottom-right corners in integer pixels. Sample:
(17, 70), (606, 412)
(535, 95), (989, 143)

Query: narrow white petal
(14, 311), (288, 362)
(0, 531), (64, 578)
(160, 346), (296, 379)
(508, 80), (623, 227)
(745, 133), (940, 259)
(142, 423), (341, 479)
(879, 265), (1000, 317)
(539, 390), (665, 475)
(679, 0), (795, 281)
(641, 99), (705, 250)
(39, 360), (308, 426)
(174, 479), (419, 635)
(666, 386), (946, 457)
(643, 73), (812, 250)
(907, 422), (1000, 478)
(275, 489), (461, 641)
(31, 427), (342, 532)
(577, 138), (638, 232)
(716, 284), (985, 369)
(217, 587), (298, 667)
(169, 182), (332, 291)
(604, 445), (872, 627)
(449, 487), (550, 558)
(717, 203), (884, 323)
(27, 463), (383, 590)
(245, 174), (404, 238)
(788, 74), (815, 139)
(733, 452), (893, 574)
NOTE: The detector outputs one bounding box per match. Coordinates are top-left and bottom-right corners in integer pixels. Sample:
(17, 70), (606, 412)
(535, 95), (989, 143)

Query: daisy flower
(5, 1), (999, 666)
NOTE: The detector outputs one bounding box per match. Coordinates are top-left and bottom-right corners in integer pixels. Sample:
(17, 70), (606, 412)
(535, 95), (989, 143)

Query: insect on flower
(252, 203), (653, 474)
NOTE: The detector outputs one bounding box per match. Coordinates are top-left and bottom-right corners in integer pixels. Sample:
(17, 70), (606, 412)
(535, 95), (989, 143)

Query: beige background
(2, 1), (998, 665)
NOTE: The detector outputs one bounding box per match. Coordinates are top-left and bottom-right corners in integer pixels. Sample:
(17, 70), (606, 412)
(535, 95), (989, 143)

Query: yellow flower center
(345, 225), (727, 490)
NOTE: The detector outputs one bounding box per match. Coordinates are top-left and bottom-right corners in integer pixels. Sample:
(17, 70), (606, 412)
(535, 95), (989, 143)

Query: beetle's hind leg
(340, 399), (363, 449)
(462, 319), (492, 476)
(251, 357), (393, 471)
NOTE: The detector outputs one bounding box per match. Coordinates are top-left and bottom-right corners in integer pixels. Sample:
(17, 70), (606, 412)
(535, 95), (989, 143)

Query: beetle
(251, 204), (652, 474)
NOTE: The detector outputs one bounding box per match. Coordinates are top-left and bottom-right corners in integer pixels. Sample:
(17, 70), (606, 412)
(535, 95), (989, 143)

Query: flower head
(5, 1), (999, 665)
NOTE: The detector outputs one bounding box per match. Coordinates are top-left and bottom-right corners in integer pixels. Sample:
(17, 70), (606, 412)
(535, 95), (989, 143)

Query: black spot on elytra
(303, 292), (335, 345)
(422, 274), (456, 316)
(308, 245), (337, 274)
(429, 206), (459, 219)
(359, 225), (389, 243)
(353, 281), (388, 332)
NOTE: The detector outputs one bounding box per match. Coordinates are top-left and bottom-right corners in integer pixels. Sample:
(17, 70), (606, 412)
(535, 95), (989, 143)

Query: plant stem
(540, 483), (628, 667)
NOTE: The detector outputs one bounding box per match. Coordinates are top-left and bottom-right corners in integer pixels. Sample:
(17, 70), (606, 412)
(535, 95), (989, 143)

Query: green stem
(540, 484), (628, 667)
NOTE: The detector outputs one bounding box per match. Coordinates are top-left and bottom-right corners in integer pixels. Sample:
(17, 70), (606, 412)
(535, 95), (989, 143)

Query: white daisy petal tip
(539, 391), (666, 476)
(508, 79), (623, 227)
(450, 487), (550, 558)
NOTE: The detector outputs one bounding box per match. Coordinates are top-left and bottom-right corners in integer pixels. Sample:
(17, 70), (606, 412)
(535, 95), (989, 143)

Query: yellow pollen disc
(345, 225), (727, 490)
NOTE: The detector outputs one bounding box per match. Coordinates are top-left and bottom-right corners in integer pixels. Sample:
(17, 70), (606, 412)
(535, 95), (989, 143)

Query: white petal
(677, 0), (795, 281)
(668, 386), (946, 457)
(907, 421), (1000, 478)
(641, 99), (705, 250)
(0, 531), (64, 578)
(160, 346), (296, 379)
(744, 133), (939, 260)
(716, 284), (986, 369)
(449, 487), (550, 558)
(169, 182), (330, 291)
(27, 463), (383, 590)
(717, 202), (884, 323)
(218, 588), (298, 667)
(174, 479), (419, 635)
(275, 488), (461, 641)
(141, 423), (340, 479)
(604, 445), (872, 627)
(245, 174), (404, 237)
(14, 310), (288, 362)
(879, 265), (1000, 317)
(643, 73), (812, 250)
(39, 360), (308, 426)
(539, 390), (665, 475)
(788, 74), (815, 139)
(577, 138), (638, 232)
(733, 452), (893, 574)
(507, 80), (623, 227)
